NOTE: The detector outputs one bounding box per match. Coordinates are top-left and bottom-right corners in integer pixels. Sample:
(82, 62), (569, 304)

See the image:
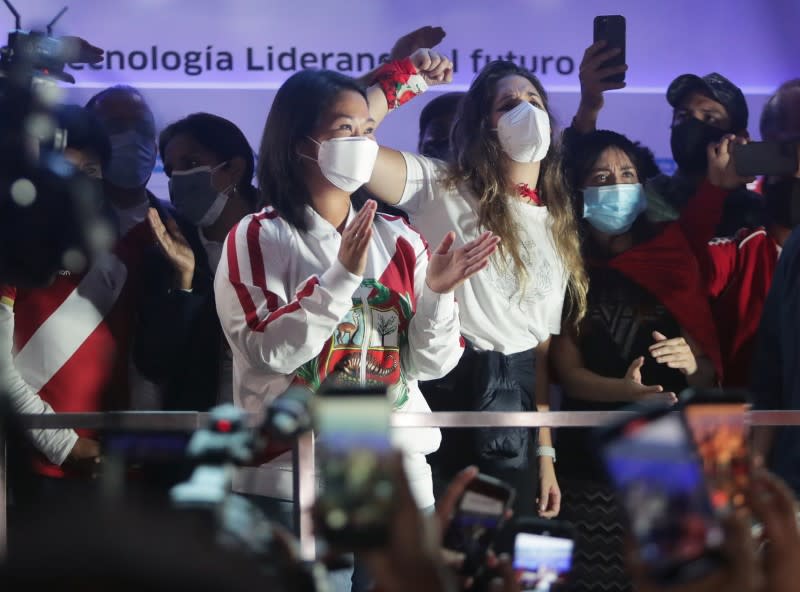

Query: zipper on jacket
(357, 286), (371, 386)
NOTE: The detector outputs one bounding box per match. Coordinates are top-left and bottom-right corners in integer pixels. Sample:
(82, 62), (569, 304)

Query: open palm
(426, 231), (499, 294)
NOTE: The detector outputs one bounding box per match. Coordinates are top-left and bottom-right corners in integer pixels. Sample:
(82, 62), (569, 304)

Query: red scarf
(599, 223), (723, 380)
(516, 183), (543, 206)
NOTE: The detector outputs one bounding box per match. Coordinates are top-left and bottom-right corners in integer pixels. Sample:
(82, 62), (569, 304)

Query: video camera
(171, 404), (327, 592)
(0, 1), (112, 287)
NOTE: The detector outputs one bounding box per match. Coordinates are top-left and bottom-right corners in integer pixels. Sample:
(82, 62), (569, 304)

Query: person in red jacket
(705, 79), (800, 387)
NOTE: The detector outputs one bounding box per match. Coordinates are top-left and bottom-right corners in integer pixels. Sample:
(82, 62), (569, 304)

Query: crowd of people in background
(1, 23), (800, 592)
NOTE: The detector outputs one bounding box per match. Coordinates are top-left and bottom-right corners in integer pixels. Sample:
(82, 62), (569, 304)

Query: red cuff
(372, 58), (425, 110)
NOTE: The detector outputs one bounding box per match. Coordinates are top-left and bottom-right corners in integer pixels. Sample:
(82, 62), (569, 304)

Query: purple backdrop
(17, 0), (799, 199)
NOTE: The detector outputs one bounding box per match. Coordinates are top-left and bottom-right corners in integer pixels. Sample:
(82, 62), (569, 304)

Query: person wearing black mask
(572, 44), (760, 237)
(653, 72), (765, 234)
(698, 81), (800, 389)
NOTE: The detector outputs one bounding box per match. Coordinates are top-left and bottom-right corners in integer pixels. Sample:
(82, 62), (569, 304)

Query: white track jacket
(214, 204), (464, 506)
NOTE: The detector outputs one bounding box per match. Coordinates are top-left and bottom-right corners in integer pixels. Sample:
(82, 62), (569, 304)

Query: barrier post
(293, 430), (316, 561)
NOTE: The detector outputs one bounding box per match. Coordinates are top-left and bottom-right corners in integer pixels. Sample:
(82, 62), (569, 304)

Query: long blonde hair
(446, 61), (588, 327)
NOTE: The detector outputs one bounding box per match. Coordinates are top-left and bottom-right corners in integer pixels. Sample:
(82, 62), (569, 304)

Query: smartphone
(442, 474), (515, 578)
(512, 517), (575, 592)
(594, 404), (725, 585)
(680, 389), (750, 511)
(593, 15), (626, 84)
(733, 141), (799, 177)
(312, 385), (394, 548)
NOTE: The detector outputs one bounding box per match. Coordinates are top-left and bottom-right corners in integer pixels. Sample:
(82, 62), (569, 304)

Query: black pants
(423, 343), (538, 515)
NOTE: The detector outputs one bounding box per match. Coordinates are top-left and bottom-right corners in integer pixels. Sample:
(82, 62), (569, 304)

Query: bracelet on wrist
(536, 445), (556, 463)
(371, 57), (428, 111)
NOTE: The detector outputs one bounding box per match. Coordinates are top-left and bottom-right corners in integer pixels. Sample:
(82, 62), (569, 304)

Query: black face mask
(764, 176), (800, 229)
(670, 117), (728, 176)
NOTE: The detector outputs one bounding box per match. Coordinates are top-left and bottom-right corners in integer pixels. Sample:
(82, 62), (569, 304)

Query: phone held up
(679, 388), (751, 512)
(593, 15), (626, 84)
(442, 474), (515, 579)
(312, 384), (394, 549)
(594, 402), (726, 586)
(512, 517), (575, 592)
(733, 141), (799, 177)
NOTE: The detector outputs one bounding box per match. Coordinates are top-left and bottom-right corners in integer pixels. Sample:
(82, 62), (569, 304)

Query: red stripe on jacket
(226, 214), (321, 333)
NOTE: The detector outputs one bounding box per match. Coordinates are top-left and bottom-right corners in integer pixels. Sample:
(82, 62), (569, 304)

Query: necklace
(516, 183), (542, 206)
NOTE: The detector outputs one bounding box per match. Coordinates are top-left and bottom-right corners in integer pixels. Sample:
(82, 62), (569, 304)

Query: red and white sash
(14, 253), (128, 391)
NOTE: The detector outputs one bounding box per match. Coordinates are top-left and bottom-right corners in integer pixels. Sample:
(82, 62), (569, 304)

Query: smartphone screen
(513, 531), (574, 591)
(684, 403), (749, 510)
(601, 412), (724, 582)
(314, 390), (394, 548)
(443, 476), (514, 576)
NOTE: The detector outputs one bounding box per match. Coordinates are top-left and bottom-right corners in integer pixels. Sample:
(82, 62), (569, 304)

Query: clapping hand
(426, 231), (499, 294)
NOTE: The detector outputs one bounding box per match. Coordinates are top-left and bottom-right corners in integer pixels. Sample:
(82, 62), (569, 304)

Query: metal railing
(5, 410), (800, 560)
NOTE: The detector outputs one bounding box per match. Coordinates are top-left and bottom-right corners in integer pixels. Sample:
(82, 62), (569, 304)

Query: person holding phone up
(702, 81), (800, 388)
(213, 52), (495, 518)
(573, 41), (765, 238)
(362, 58), (592, 519)
(571, 38), (770, 389)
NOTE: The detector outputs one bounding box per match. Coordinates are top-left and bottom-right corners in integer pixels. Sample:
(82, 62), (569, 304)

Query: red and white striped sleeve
(214, 212), (362, 376)
(401, 227), (464, 381)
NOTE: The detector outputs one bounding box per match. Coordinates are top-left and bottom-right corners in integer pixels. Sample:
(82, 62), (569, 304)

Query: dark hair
(257, 69), (368, 231)
(418, 92), (464, 140)
(760, 78), (800, 141)
(563, 129), (658, 248)
(159, 112), (258, 206)
(84, 84), (156, 136)
(53, 104), (112, 167)
(85, 84), (147, 111)
(447, 60), (588, 326)
(563, 129), (655, 194)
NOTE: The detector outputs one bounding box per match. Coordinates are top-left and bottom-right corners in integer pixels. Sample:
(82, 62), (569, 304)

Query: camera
(0, 1), (113, 287)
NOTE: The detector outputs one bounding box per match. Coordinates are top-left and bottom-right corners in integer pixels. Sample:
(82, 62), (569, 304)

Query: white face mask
(305, 136), (379, 193)
(495, 101), (551, 163)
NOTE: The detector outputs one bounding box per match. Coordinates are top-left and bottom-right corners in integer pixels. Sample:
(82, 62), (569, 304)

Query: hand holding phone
(680, 389), (751, 511)
(312, 386), (394, 549)
(512, 517), (575, 591)
(595, 404), (726, 586)
(592, 15), (627, 85)
(733, 141), (799, 177)
(441, 473), (515, 578)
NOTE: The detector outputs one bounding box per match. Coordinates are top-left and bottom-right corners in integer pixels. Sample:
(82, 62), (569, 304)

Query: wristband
(372, 57), (428, 111)
(536, 445), (556, 463)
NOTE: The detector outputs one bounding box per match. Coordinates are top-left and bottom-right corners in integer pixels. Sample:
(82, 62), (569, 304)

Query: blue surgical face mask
(105, 130), (157, 189)
(582, 183), (647, 235)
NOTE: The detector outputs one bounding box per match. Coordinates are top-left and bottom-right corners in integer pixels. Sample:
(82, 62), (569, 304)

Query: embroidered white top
(399, 152), (568, 354)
